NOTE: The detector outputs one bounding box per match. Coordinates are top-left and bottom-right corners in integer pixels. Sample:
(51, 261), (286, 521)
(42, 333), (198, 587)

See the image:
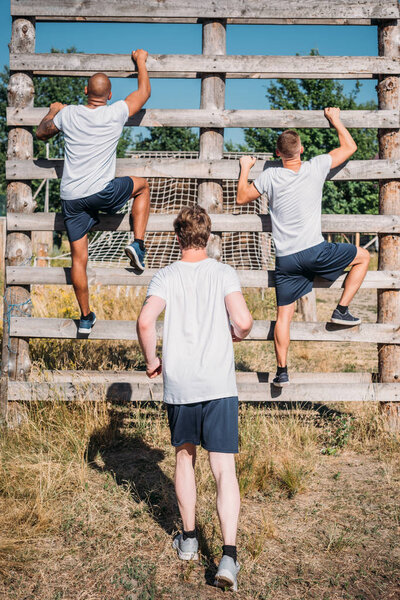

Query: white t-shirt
(253, 154), (332, 257)
(53, 100), (129, 200)
(146, 258), (241, 405)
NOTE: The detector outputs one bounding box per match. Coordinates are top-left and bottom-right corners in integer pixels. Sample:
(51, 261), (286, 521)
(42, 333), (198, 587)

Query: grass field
(1, 258), (399, 599)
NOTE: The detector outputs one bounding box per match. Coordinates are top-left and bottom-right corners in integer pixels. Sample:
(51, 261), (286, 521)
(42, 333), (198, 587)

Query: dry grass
(1, 399), (399, 600)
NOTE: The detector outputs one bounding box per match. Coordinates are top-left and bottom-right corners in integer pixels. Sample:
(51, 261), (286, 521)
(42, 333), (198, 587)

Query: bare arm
(125, 49), (151, 118)
(236, 155), (261, 205)
(137, 295), (165, 378)
(36, 102), (65, 141)
(225, 291), (253, 341)
(325, 107), (357, 169)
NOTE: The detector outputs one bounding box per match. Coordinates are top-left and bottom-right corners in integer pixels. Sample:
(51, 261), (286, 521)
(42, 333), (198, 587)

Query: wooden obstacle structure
(1, 1), (400, 418)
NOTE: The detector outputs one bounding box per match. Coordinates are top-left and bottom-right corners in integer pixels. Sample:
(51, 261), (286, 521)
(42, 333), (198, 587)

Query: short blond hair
(173, 205), (211, 249)
(277, 130), (301, 158)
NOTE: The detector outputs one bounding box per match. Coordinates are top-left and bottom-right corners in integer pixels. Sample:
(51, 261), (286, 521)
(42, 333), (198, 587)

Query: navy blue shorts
(275, 241), (358, 306)
(166, 396), (239, 453)
(61, 176), (134, 242)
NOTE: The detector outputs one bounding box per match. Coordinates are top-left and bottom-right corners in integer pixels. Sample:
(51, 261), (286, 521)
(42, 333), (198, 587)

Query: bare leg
(129, 176), (150, 240)
(209, 452), (240, 546)
(339, 247), (370, 306)
(70, 235), (90, 316)
(274, 302), (296, 367)
(175, 443), (197, 531)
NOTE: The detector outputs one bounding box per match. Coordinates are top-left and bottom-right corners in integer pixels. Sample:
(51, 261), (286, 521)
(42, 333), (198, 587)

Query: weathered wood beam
(377, 19), (400, 427)
(9, 317), (400, 344)
(7, 379), (400, 403)
(9, 53), (400, 79)
(10, 0), (400, 21)
(198, 19), (226, 260)
(6, 266), (400, 290)
(36, 370), (375, 384)
(8, 107), (400, 129)
(1, 17), (35, 421)
(7, 212), (400, 234)
(6, 158), (400, 182)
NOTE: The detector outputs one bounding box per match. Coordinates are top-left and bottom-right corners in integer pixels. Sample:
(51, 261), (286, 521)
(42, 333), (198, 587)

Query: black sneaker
(78, 311), (96, 334)
(272, 371), (289, 387)
(331, 308), (361, 326)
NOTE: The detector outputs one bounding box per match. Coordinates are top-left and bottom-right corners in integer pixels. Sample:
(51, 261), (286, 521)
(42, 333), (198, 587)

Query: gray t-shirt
(147, 258), (241, 405)
(53, 100), (129, 200)
(253, 154), (332, 257)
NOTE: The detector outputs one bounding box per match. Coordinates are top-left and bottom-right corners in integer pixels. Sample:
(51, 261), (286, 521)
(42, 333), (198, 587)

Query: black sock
(336, 304), (348, 315)
(134, 238), (145, 251)
(277, 366), (288, 375)
(222, 545), (237, 562)
(81, 311), (93, 320)
(183, 528), (196, 540)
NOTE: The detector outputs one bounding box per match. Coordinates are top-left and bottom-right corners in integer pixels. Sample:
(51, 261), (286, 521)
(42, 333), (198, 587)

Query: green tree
(0, 48), (132, 211)
(133, 127), (199, 151)
(236, 51), (379, 214)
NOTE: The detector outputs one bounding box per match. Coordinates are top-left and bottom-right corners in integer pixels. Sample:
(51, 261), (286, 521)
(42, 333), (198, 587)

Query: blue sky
(1, 6), (379, 145)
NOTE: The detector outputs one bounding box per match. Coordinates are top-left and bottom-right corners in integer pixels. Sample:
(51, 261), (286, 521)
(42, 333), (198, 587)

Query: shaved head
(87, 73), (111, 99)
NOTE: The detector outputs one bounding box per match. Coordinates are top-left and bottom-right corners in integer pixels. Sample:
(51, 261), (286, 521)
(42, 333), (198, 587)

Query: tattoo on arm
(37, 117), (59, 140)
(142, 296), (152, 307)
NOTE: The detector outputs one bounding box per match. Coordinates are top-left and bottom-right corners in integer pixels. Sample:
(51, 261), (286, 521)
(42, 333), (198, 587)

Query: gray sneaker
(214, 555), (240, 592)
(172, 533), (199, 561)
(331, 308), (361, 326)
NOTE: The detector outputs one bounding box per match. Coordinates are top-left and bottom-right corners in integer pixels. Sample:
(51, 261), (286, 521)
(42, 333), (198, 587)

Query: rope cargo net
(54, 151), (275, 270)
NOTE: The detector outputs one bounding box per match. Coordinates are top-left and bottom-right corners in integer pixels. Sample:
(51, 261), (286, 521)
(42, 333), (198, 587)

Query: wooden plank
(9, 317), (400, 343)
(6, 266), (400, 290)
(10, 0), (399, 20)
(16, 18), (389, 26)
(6, 158), (400, 182)
(7, 212), (400, 234)
(8, 107), (400, 129)
(8, 380), (400, 403)
(39, 370), (374, 384)
(9, 53), (400, 79)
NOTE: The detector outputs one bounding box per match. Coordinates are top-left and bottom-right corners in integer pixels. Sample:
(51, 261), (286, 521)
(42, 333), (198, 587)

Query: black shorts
(275, 241), (358, 306)
(166, 396), (239, 454)
(61, 176), (134, 242)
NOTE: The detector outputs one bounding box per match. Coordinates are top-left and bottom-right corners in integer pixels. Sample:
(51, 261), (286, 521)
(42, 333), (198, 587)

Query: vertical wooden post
(377, 20), (400, 427)
(297, 291), (318, 322)
(0, 18), (35, 421)
(198, 19), (226, 260)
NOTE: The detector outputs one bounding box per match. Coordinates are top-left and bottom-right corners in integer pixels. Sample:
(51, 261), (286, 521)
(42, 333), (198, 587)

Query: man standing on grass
(137, 205), (253, 592)
(236, 107), (370, 387)
(36, 49), (151, 335)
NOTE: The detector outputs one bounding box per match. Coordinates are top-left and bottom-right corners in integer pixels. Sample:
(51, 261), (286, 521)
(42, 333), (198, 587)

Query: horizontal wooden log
(7, 107), (400, 129)
(9, 53), (400, 79)
(8, 380), (400, 403)
(9, 317), (400, 343)
(38, 370), (374, 384)
(11, 0), (399, 21)
(7, 212), (400, 234)
(6, 267), (400, 290)
(20, 18), (394, 26)
(6, 158), (400, 182)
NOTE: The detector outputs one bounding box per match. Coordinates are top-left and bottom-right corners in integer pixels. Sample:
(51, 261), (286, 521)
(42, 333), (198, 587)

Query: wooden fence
(1, 0), (400, 418)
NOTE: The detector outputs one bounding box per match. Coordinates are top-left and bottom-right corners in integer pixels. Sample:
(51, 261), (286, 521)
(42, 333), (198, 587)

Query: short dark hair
(174, 205), (211, 249)
(277, 130), (301, 158)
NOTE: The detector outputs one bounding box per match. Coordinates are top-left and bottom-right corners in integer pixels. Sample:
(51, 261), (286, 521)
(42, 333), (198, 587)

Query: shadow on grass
(85, 383), (217, 582)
